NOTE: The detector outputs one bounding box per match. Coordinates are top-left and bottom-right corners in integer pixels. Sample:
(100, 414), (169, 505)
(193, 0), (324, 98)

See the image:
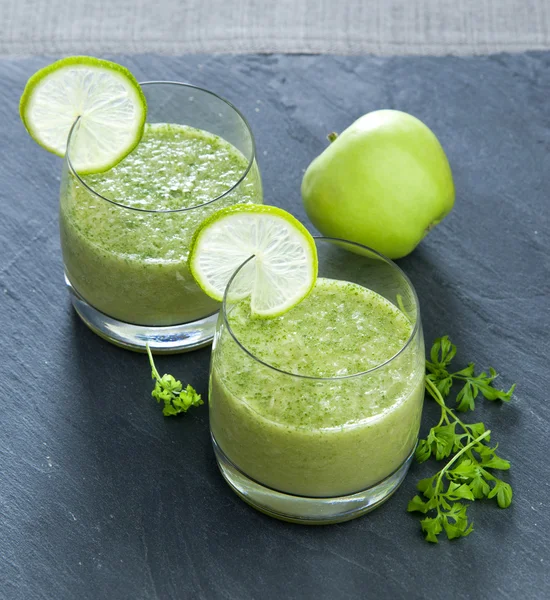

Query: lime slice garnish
(19, 56), (147, 175)
(189, 204), (318, 318)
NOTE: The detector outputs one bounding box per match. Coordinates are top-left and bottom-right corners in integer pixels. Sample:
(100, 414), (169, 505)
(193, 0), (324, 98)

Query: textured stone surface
(0, 54), (549, 600)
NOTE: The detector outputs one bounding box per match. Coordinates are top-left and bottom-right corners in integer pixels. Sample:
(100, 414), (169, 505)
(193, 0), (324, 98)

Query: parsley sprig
(426, 336), (515, 412)
(146, 344), (203, 417)
(408, 336), (515, 542)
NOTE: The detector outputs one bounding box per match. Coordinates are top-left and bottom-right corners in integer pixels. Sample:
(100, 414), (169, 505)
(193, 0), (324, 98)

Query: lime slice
(189, 205), (318, 318)
(20, 56), (147, 174)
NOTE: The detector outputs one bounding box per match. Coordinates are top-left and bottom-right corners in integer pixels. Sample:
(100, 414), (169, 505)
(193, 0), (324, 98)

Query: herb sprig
(146, 344), (203, 417)
(408, 336), (515, 542)
(426, 336), (516, 412)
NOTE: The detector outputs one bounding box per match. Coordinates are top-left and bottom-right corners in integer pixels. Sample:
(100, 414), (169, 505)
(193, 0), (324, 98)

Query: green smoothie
(60, 123), (262, 326)
(210, 278), (425, 497)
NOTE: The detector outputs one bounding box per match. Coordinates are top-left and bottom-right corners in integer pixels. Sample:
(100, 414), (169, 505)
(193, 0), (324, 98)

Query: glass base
(65, 274), (217, 353)
(212, 436), (415, 525)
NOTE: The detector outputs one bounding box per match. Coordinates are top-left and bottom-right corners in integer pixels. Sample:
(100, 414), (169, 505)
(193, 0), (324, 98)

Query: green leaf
(420, 516), (443, 543)
(436, 376), (454, 398)
(163, 404), (179, 417)
(456, 381), (478, 412)
(415, 439), (432, 463)
(440, 496), (451, 511)
(407, 495), (431, 513)
(497, 483), (513, 508)
(454, 363), (515, 405)
(469, 475), (490, 499)
(449, 458), (478, 481)
(163, 374), (182, 392)
(480, 453), (511, 471)
(442, 505), (474, 539)
(427, 423), (457, 460)
(477, 377), (516, 402)
(446, 483), (475, 501)
(467, 422), (488, 440)
(445, 501), (468, 520)
(443, 520), (465, 540)
(475, 443), (494, 459)
(171, 384), (204, 413)
(475, 445), (511, 470)
(425, 371), (453, 398)
(417, 476), (438, 499)
(488, 480), (513, 508)
(152, 382), (173, 404)
(426, 337), (457, 400)
(430, 336), (457, 368)
(454, 363), (475, 378)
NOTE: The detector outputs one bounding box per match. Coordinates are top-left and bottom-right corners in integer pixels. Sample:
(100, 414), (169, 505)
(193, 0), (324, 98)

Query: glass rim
(221, 236), (421, 381)
(65, 80), (258, 214)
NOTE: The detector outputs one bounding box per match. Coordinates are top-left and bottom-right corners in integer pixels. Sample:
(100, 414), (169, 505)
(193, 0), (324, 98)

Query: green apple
(301, 110), (455, 259)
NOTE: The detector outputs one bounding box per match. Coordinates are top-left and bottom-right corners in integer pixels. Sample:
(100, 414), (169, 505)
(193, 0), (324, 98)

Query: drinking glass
(209, 237), (425, 524)
(59, 82), (262, 352)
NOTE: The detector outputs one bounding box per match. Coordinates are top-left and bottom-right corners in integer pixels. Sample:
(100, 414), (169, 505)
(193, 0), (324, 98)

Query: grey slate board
(0, 54), (549, 600)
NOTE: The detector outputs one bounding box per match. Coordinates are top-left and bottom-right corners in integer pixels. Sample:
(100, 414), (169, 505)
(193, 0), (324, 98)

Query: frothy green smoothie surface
(60, 123), (261, 325)
(229, 278), (412, 378)
(85, 123), (251, 213)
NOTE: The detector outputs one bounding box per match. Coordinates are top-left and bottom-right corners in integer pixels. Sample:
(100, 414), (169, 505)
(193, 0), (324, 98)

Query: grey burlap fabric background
(2, 0), (550, 56)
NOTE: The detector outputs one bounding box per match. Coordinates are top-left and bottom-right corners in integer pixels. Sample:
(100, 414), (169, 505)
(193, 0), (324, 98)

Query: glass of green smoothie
(209, 237), (425, 524)
(60, 82), (262, 353)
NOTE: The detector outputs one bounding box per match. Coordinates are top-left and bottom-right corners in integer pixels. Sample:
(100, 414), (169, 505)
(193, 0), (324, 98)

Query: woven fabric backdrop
(2, 0), (550, 56)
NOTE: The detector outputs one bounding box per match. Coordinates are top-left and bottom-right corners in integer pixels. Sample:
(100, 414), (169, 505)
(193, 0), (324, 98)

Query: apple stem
(327, 132), (339, 143)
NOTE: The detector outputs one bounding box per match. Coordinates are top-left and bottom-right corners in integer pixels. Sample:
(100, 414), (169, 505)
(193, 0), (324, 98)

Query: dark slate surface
(1, 53), (549, 600)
